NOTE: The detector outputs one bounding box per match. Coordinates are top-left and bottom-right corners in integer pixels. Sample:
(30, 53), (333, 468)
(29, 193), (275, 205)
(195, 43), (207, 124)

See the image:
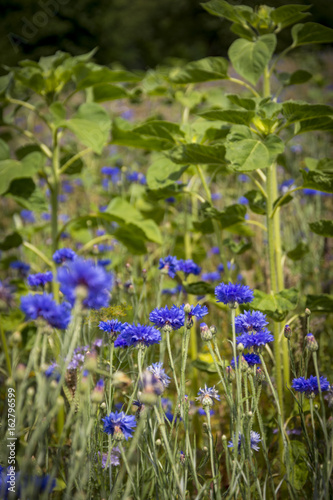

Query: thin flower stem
(205, 407), (221, 500)
(153, 405), (184, 497)
(166, 329), (180, 394)
(207, 342), (232, 407)
(118, 443), (138, 498)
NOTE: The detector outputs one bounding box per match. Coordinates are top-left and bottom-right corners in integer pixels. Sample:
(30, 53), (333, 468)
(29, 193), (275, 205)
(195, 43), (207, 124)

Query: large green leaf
(282, 101), (333, 133)
(199, 109), (255, 125)
(286, 242), (309, 261)
(147, 155), (188, 190)
(201, 0), (253, 24)
(169, 57), (229, 84)
(277, 70), (312, 87)
(226, 127), (284, 172)
(302, 170), (333, 193)
(244, 190), (266, 215)
(0, 152), (44, 195)
(184, 281), (215, 295)
(62, 103), (111, 154)
(92, 84), (129, 102)
(111, 120), (176, 151)
(0, 232), (23, 251)
(226, 94), (256, 110)
(292, 23), (333, 47)
(309, 220), (333, 237)
(306, 294), (333, 313)
(168, 143), (226, 165)
(215, 204), (247, 228)
(106, 197), (162, 245)
(251, 288), (299, 321)
(73, 63), (142, 90)
(271, 5), (311, 30)
(0, 139), (10, 161)
(228, 35), (276, 86)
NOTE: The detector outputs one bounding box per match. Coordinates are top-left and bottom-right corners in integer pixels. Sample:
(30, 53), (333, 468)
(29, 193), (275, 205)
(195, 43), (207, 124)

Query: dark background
(2, 0), (333, 71)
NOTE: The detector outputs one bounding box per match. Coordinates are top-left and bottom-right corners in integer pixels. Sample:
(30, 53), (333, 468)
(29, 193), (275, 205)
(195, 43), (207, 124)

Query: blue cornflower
(158, 256), (179, 278)
(208, 246), (220, 256)
(228, 431), (261, 452)
(147, 362), (171, 388)
(0, 467), (56, 498)
(10, 261), (30, 277)
(57, 258), (112, 309)
(96, 229), (106, 236)
(101, 166), (121, 183)
(98, 259), (112, 267)
(98, 448), (120, 468)
(177, 259), (201, 276)
(41, 213), (51, 221)
(67, 346), (88, 370)
(20, 293), (71, 330)
(165, 197), (176, 203)
(121, 109), (134, 120)
(99, 320), (126, 341)
(197, 408), (215, 416)
(196, 385), (220, 407)
(62, 180), (74, 194)
(98, 244), (113, 252)
(217, 262), (235, 273)
(202, 271), (220, 282)
(292, 375), (330, 396)
(149, 305), (185, 331)
(140, 369), (165, 396)
(102, 411), (137, 440)
(58, 194), (67, 203)
(236, 329), (274, 349)
(235, 310), (268, 334)
(238, 196), (249, 205)
(162, 284), (183, 295)
(27, 271), (53, 287)
(211, 193), (222, 200)
(53, 248), (77, 264)
(215, 282), (254, 305)
(238, 174), (249, 182)
(44, 362), (60, 382)
(182, 303), (209, 320)
(114, 323), (161, 348)
(126, 171), (147, 185)
(0, 280), (15, 307)
(20, 209), (35, 223)
(279, 179), (295, 193)
(231, 354), (261, 368)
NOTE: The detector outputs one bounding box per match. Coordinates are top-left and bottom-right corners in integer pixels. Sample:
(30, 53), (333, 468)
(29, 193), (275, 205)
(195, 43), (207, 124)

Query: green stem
(205, 407), (221, 500)
(0, 324), (12, 377)
(51, 129), (60, 253)
(166, 329), (180, 394)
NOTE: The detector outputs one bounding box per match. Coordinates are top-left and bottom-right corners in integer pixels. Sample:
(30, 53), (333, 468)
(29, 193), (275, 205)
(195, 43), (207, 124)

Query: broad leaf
(251, 288), (299, 321)
(228, 35), (276, 86)
(73, 63), (142, 90)
(271, 5), (311, 30)
(302, 170), (333, 193)
(169, 57), (229, 84)
(306, 294), (333, 313)
(0, 152), (44, 195)
(0, 139), (10, 161)
(106, 197), (162, 245)
(244, 190), (267, 215)
(0, 232), (23, 251)
(62, 103), (111, 154)
(287, 242), (309, 260)
(168, 143), (226, 165)
(226, 94), (256, 110)
(309, 220), (333, 237)
(111, 120), (176, 151)
(184, 281), (215, 295)
(215, 204), (247, 228)
(92, 84), (129, 102)
(292, 23), (333, 47)
(199, 109), (255, 125)
(223, 238), (251, 254)
(147, 155), (188, 191)
(201, 0), (253, 24)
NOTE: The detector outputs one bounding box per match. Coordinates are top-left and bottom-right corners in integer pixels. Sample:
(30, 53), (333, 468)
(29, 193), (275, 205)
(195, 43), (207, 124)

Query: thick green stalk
(51, 129), (60, 254)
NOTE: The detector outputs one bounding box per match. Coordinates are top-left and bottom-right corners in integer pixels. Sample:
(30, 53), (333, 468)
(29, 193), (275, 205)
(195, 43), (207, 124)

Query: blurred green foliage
(2, 0), (333, 72)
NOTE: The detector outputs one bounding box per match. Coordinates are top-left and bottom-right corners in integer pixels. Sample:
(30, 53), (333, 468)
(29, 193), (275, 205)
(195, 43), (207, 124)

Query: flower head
(53, 248), (77, 264)
(99, 320), (126, 341)
(27, 271), (53, 287)
(20, 293), (71, 329)
(202, 271), (221, 282)
(98, 448), (120, 468)
(0, 280), (15, 307)
(196, 385), (220, 407)
(57, 258), (112, 309)
(235, 310), (268, 334)
(182, 303), (208, 320)
(102, 411), (137, 440)
(292, 375), (330, 397)
(228, 431), (261, 452)
(114, 323), (161, 348)
(215, 282), (254, 306)
(158, 256), (179, 278)
(44, 362), (60, 382)
(139, 369), (165, 397)
(177, 259), (201, 276)
(20, 209), (35, 223)
(231, 354), (261, 368)
(147, 362), (171, 388)
(149, 305), (184, 331)
(236, 329), (274, 350)
(10, 261), (30, 277)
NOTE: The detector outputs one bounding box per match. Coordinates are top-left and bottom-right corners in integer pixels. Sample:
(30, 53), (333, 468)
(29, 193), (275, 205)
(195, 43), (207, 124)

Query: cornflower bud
(284, 325), (292, 340)
(306, 333), (318, 352)
(226, 366), (235, 382)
